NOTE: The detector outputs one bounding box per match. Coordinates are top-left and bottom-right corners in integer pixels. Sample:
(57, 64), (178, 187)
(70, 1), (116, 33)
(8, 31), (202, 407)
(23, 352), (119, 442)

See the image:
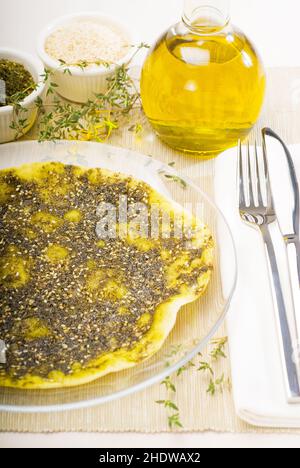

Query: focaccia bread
(0, 162), (213, 389)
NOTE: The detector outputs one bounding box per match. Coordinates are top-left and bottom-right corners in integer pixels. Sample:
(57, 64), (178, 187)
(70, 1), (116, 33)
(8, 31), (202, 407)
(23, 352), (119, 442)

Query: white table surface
(1, 0), (300, 449)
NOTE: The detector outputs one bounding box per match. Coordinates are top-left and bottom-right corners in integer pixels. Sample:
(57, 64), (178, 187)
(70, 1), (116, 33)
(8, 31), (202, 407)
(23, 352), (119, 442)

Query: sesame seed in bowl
(37, 12), (134, 103)
(45, 20), (130, 66)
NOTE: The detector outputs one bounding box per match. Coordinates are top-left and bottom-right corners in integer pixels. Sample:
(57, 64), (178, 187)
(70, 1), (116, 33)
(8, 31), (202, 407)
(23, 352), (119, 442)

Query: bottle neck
(182, 0), (230, 33)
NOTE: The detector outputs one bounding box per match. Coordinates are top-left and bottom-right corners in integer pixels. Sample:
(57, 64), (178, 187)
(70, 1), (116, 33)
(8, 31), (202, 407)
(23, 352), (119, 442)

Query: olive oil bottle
(141, 0), (266, 157)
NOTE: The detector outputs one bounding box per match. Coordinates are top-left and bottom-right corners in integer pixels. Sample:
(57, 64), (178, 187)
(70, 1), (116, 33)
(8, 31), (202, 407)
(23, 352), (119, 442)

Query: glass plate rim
(0, 140), (238, 413)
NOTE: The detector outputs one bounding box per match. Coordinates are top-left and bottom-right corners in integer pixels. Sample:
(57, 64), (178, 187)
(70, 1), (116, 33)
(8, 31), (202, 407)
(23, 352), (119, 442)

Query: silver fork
(238, 138), (300, 402)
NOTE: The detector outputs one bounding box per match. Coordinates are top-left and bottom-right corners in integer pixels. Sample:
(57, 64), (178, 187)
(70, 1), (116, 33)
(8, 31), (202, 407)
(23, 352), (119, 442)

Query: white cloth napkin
(214, 141), (300, 428)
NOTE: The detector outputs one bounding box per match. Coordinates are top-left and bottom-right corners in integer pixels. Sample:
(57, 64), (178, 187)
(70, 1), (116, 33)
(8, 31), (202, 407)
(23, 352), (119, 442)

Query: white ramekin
(37, 12), (134, 104)
(0, 49), (45, 144)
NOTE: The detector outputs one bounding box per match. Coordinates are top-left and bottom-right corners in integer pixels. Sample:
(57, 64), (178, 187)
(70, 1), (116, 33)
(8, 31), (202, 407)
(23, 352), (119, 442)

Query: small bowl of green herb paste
(0, 48), (45, 143)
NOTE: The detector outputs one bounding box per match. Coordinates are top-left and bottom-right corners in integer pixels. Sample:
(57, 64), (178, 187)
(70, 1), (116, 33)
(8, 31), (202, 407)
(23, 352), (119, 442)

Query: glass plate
(0, 140), (237, 413)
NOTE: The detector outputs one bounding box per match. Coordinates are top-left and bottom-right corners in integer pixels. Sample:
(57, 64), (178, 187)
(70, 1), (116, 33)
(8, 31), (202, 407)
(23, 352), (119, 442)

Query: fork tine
(238, 140), (247, 207)
(255, 141), (264, 207)
(247, 141), (255, 207)
(262, 133), (274, 208)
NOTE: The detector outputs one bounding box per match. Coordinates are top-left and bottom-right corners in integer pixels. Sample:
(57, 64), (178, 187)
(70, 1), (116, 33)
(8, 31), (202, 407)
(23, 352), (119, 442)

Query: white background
(1, 0), (300, 68)
(1, 0), (300, 448)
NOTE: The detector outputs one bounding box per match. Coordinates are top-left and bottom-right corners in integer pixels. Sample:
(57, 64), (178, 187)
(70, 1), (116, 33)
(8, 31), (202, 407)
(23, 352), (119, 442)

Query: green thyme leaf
(164, 174), (187, 189)
(198, 361), (214, 375)
(207, 379), (216, 396)
(161, 377), (176, 393)
(168, 413), (183, 429)
(210, 337), (228, 360)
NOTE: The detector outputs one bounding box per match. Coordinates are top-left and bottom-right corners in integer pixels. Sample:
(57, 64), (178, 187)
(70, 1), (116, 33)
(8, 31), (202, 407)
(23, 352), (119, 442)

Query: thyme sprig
(164, 174), (187, 188)
(159, 172), (187, 190)
(128, 123), (144, 135)
(156, 336), (230, 430)
(167, 413), (183, 429)
(176, 361), (195, 376)
(198, 337), (230, 394)
(58, 58), (111, 71)
(206, 374), (231, 396)
(37, 44), (147, 142)
(210, 337), (228, 360)
(161, 376), (176, 393)
(156, 399), (179, 411)
(157, 376), (183, 429)
(8, 43), (149, 142)
(8, 82), (40, 138)
(198, 361), (214, 375)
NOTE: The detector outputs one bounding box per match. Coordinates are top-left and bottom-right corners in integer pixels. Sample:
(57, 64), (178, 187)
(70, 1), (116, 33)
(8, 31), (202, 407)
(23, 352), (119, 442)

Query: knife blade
(262, 127), (300, 287)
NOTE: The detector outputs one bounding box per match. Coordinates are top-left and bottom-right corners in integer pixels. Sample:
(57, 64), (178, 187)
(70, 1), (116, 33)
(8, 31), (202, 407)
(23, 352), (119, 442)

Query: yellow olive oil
(141, 22), (266, 157)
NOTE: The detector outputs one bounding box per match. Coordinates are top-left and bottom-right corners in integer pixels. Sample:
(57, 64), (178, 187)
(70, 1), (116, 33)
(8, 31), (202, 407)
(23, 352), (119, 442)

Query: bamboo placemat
(1, 67), (300, 433)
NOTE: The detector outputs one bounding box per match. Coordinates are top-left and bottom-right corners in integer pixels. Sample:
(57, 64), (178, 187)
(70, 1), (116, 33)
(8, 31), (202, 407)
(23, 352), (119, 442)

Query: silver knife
(262, 128), (300, 287)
